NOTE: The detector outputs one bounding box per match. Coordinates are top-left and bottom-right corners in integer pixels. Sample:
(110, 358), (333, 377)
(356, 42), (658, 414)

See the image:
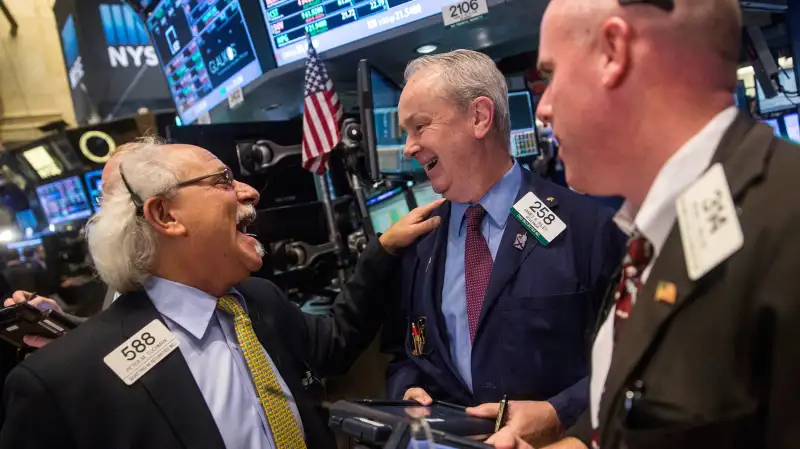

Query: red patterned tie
(465, 204), (493, 342)
(592, 234), (653, 449)
(612, 235), (654, 341)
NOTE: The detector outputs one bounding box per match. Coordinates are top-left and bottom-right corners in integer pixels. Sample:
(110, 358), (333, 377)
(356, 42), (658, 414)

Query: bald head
(536, 0), (742, 203)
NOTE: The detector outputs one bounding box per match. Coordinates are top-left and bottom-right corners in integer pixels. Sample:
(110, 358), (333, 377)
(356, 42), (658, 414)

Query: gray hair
(405, 49), (510, 149)
(86, 136), (183, 292)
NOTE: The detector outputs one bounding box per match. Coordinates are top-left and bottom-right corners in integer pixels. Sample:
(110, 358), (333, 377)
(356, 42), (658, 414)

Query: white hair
(86, 136), (184, 292)
(405, 49), (510, 149)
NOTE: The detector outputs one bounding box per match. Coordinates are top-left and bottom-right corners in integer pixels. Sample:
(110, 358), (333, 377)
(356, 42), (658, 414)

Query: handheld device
(0, 301), (77, 347)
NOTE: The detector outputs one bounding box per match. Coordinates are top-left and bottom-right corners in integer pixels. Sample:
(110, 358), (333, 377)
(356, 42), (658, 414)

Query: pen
(25, 292), (38, 303)
(495, 395), (508, 433)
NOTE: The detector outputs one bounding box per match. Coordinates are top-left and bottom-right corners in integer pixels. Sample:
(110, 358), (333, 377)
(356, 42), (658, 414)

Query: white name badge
(511, 192), (567, 246)
(676, 163), (744, 281)
(104, 320), (179, 386)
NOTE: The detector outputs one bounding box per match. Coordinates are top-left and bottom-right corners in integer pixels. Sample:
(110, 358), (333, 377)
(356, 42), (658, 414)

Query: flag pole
(318, 169), (348, 288)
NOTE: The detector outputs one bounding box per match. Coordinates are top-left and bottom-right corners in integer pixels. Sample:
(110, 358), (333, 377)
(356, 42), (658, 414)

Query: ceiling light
(416, 44), (438, 54)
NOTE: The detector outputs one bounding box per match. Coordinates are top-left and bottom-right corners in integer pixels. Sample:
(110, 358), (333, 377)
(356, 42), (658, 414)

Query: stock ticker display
(146, 0), (262, 124)
(263, 0), (455, 66)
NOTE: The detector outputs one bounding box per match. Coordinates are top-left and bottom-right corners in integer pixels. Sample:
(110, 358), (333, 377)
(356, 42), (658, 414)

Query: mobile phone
(0, 302), (77, 347)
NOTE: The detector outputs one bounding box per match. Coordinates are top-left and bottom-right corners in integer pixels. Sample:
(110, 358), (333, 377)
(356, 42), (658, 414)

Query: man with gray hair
(483, 0), (800, 448)
(0, 138), (443, 449)
(382, 49), (626, 444)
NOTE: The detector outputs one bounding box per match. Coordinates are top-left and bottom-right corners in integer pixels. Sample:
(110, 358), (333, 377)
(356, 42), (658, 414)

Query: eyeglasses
(119, 165), (235, 215)
(618, 0), (674, 11)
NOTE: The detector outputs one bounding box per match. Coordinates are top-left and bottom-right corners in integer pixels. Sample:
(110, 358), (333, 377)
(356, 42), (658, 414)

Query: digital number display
(262, 0), (455, 66)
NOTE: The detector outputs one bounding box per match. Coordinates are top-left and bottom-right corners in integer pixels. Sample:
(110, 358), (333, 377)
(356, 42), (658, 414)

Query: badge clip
(411, 317), (426, 356)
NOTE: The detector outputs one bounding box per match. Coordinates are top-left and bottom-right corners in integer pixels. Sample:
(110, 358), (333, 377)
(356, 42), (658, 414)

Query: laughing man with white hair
(0, 137), (443, 449)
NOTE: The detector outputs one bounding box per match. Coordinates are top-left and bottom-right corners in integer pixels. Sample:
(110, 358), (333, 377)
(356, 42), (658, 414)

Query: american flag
(301, 36), (343, 174)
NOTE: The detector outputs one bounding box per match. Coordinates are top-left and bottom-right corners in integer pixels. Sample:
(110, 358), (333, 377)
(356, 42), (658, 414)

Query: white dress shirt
(590, 107), (739, 429)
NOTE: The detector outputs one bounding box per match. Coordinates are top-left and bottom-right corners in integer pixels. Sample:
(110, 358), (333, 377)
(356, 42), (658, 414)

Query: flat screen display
(508, 90), (539, 158)
(264, 0), (456, 66)
(762, 118), (781, 137)
(146, 0), (263, 125)
(367, 187), (409, 234)
(15, 210), (38, 233)
(35, 176), (93, 225)
(412, 182), (441, 207)
(84, 170), (104, 211)
(757, 70), (799, 115)
(783, 112), (800, 143)
(22, 146), (63, 180)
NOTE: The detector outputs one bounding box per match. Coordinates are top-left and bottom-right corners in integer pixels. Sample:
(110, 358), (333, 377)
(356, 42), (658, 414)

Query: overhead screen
(264, 0), (455, 66)
(146, 0), (263, 125)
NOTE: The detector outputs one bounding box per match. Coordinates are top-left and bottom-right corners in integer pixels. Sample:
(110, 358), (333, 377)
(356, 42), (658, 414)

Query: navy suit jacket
(383, 168), (626, 427)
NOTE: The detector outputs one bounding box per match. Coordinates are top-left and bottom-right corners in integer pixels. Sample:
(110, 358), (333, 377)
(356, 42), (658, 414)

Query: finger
(22, 335), (53, 348)
(485, 428), (519, 449)
(10, 291), (31, 304)
(403, 388), (433, 405)
(28, 297), (58, 311)
(413, 198), (446, 219)
(412, 215), (442, 234)
(466, 402), (500, 418)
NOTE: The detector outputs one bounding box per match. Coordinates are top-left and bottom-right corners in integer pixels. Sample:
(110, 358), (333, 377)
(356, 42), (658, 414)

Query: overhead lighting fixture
(416, 44), (438, 54)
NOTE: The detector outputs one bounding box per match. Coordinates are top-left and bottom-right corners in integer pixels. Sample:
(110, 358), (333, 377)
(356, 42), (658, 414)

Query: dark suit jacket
(0, 239), (396, 449)
(383, 168), (626, 427)
(567, 114), (800, 448)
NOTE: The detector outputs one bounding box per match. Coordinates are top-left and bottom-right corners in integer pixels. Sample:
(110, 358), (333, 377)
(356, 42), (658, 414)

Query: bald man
(469, 1), (800, 448)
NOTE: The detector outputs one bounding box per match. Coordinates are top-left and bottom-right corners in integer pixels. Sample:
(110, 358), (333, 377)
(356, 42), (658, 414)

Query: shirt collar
(144, 276), (243, 340)
(615, 106), (739, 255)
(450, 160), (522, 236)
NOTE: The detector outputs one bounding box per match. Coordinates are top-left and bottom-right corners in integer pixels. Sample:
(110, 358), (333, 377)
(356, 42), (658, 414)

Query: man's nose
(235, 181), (259, 206)
(403, 137), (420, 159)
(536, 88), (553, 126)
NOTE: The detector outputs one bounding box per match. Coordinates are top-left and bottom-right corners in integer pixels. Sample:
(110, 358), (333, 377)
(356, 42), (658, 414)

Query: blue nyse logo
(99, 3), (157, 68)
(61, 15), (84, 88)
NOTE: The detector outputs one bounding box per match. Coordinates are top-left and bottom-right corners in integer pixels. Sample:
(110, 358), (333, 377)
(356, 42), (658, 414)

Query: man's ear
(599, 17), (632, 88)
(471, 96), (495, 140)
(143, 196), (186, 237)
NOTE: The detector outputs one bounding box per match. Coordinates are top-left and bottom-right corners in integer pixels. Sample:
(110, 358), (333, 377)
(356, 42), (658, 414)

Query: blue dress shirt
(145, 277), (304, 449)
(442, 161), (523, 391)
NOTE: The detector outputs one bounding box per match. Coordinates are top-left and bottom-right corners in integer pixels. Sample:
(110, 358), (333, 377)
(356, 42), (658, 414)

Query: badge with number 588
(104, 320), (179, 385)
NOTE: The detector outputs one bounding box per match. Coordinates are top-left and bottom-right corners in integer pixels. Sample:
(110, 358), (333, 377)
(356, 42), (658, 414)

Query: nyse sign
(108, 46), (158, 68)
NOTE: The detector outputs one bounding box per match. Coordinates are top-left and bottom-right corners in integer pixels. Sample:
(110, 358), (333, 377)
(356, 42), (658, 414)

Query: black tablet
(0, 302), (77, 347)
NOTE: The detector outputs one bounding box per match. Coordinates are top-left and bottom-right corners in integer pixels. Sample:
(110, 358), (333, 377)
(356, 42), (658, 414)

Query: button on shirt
(145, 277), (304, 449)
(442, 160), (522, 390)
(590, 106), (739, 429)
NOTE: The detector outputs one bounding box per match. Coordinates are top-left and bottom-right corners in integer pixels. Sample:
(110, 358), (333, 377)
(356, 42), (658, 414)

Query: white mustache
(236, 204), (257, 227)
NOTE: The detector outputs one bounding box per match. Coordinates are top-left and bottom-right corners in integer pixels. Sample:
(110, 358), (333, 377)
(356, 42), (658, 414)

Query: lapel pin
(654, 281), (677, 305)
(513, 233), (528, 251)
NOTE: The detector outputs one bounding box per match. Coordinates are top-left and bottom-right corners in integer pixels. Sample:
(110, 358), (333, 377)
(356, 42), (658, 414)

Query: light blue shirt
(442, 161), (523, 391)
(145, 277), (304, 449)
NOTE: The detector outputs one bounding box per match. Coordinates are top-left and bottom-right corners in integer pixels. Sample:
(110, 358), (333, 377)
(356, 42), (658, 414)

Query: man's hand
(403, 387), (433, 405)
(3, 291), (63, 348)
(486, 427), (536, 449)
(467, 400), (562, 447)
(380, 198), (445, 255)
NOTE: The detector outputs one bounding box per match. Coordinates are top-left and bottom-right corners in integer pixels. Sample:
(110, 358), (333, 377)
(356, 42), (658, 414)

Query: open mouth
(236, 210), (256, 236)
(423, 157), (439, 172)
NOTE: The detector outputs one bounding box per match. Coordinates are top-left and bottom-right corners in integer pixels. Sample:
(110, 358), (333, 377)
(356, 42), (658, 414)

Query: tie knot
(217, 295), (245, 317)
(627, 235), (654, 269)
(465, 204), (486, 231)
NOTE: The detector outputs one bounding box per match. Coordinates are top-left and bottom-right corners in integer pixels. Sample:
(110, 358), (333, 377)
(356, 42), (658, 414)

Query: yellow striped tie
(217, 295), (307, 449)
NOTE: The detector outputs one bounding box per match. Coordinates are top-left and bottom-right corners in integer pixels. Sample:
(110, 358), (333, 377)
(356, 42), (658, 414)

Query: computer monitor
(264, 0), (459, 67)
(367, 187), (410, 235)
(762, 118), (782, 137)
(358, 60), (410, 179)
(84, 169), (104, 211)
(757, 70), (799, 115)
(783, 112), (800, 143)
(508, 90), (539, 158)
(412, 182), (441, 207)
(35, 176), (93, 225)
(145, 0), (263, 125)
(15, 210), (38, 234)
